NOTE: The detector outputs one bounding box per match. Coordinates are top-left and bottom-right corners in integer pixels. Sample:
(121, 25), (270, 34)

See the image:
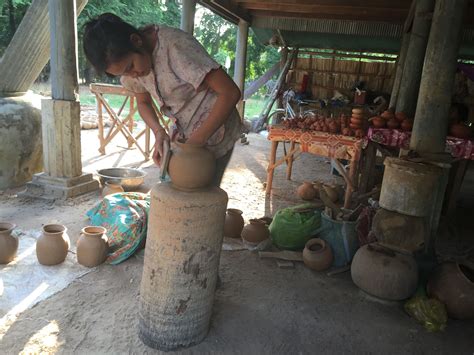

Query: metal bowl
(97, 168), (147, 190)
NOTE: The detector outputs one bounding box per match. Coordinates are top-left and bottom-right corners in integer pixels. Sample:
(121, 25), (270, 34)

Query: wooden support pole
(410, 0), (468, 153)
(234, 19), (249, 117)
(396, 0), (435, 117)
(180, 0), (196, 34)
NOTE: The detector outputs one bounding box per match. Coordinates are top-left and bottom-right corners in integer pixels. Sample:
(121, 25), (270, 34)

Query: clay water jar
(427, 262), (474, 319)
(77, 226), (109, 268)
(168, 141), (216, 191)
(370, 116), (386, 128)
(400, 119), (413, 132)
(0, 222), (18, 264)
(297, 182), (317, 200)
(351, 243), (418, 301)
(303, 238), (333, 271)
(102, 182), (124, 197)
(224, 209), (244, 238)
(241, 219), (269, 244)
(36, 224), (70, 265)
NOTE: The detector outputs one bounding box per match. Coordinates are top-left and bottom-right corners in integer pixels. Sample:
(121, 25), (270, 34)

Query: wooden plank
(244, 61), (280, 100)
(290, 68), (393, 78)
(248, 9), (407, 22)
(209, 0), (251, 22)
(90, 83), (132, 96)
(298, 50), (397, 62)
(259, 250), (303, 262)
(235, 0), (413, 8)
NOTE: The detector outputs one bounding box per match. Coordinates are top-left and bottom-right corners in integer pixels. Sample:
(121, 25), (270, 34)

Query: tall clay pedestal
(139, 183), (228, 350)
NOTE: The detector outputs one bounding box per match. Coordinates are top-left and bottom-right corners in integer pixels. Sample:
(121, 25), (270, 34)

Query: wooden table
(89, 83), (168, 160)
(266, 125), (365, 208)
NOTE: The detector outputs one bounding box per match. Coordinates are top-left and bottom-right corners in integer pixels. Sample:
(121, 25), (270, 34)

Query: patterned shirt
(121, 25), (243, 158)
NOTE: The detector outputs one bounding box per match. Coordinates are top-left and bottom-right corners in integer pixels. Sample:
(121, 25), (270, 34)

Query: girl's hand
(153, 128), (170, 166)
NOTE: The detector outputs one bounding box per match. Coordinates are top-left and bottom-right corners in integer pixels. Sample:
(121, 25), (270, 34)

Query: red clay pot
(303, 238), (333, 271)
(449, 123), (472, 139)
(241, 219), (269, 244)
(224, 209), (244, 238)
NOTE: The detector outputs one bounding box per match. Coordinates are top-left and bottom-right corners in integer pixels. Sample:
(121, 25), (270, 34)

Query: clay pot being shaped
(241, 219), (270, 244)
(401, 119), (413, 132)
(427, 262), (474, 319)
(351, 243), (418, 301)
(102, 182), (124, 197)
(297, 182), (317, 200)
(224, 209), (245, 238)
(0, 222), (18, 264)
(303, 238), (333, 271)
(36, 224), (70, 266)
(449, 123), (472, 139)
(168, 141), (216, 191)
(76, 226), (109, 267)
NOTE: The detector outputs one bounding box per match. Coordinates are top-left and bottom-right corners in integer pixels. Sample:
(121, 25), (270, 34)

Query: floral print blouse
(121, 25), (242, 158)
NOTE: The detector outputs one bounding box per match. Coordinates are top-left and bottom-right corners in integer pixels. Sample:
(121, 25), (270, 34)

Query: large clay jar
(76, 226), (109, 268)
(241, 219), (269, 244)
(36, 224), (70, 265)
(303, 238), (333, 271)
(224, 209), (244, 238)
(0, 222), (18, 264)
(168, 141), (216, 191)
(297, 182), (317, 200)
(351, 243), (418, 301)
(102, 182), (124, 197)
(427, 262), (474, 319)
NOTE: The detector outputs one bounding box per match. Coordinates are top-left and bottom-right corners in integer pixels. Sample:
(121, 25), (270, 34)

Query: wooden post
(396, 0), (435, 117)
(277, 48), (288, 109)
(180, 0), (196, 35)
(0, 0), (88, 95)
(410, 0), (468, 153)
(234, 20), (249, 118)
(389, 32), (410, 109)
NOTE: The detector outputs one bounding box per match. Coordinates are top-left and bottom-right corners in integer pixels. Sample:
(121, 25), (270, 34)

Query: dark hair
(83, 13), (141, 75)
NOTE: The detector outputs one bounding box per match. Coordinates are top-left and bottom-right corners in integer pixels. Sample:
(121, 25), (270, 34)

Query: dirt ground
(1, 126), (474, 354)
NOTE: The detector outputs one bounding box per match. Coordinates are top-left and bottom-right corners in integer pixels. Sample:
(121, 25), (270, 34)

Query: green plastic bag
(269, 204), (322, 250)
(404, 286), (448, 332)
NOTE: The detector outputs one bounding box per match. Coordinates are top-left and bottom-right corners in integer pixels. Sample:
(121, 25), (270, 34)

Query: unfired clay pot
(303, 238), (333, 271)
(102, 182), (124, 197)
(427, 262), (474, 319)
(241, 219), (269, 244)
(224, 209), (244, 238)
(0, 222), (18, 264)
(77, 226), (109, 267)
(36, 224), (70, 265)
(168, 141), (216, 191)
(297, 182), (317, 200)
(351, 243), (418, 301)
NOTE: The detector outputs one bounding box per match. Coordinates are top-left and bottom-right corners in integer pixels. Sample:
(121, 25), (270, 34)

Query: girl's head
(83, 13), (152, 78)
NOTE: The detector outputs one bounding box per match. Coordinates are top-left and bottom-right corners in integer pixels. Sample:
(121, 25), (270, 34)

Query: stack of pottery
(302, 238), (333, 271)
(224, 209), (244, 238)
(380, 110), (399, 129)
(36, 224), (70, 265)
(0, 222), (18, 264)
(351, 243), (418, 301)
(168, 141), (216, 191)
(241, 219), (270, 245)
(102, 182), (124, 197)
(427, 262), (474, 319)
(76, 226), (109, 267)
(350, 108), (367, 138)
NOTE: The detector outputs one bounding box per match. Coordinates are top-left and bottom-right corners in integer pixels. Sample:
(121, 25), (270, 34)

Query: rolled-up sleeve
(167, 29), (221, 90)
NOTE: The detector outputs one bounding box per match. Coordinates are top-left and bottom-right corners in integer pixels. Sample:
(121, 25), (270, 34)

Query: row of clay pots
(0, 222), (108, 268)
(224, 209), (270, 244)
(296, 181), (339, 203)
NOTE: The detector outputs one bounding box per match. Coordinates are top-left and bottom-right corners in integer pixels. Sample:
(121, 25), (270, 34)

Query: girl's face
(106, 51), (152, 78)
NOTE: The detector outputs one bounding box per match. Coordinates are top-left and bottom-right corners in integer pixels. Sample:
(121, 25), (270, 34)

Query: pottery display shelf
(366, 127), (474, 214)
(266, 125), (364, 209)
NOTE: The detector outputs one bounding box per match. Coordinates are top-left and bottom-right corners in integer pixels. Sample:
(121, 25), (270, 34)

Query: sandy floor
(1, 127), (473, 354)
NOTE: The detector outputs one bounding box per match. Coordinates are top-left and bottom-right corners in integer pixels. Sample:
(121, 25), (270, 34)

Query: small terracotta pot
(168, 141), (216, 191)
(401, 119), (413, 132)
(224, 209), (244, 238)
(449, 123), (472, 139)
(386, 118), (400, 129)
(241, 219), (269, 244)
(36, 224), (70, 266)
(297, 182), (317, 200)
(427, 262), (474, 319)
(77, 226), (109, 268)
(0, 222), (18, 264)
(303, 238), (333, 271)
(381, 110), (395, 120)
(102, 182), (124, 197)
(370, 116), (386, 128)
(350, 117), (364, 126)
(395, 112), (408, 123)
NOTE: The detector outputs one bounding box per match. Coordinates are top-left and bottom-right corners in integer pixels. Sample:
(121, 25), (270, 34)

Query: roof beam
(250, 10), (406, 23)
(208, 0), (251, 22)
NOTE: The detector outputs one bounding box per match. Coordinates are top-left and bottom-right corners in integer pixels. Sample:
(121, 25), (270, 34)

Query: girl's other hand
(153, 129), (170, 166)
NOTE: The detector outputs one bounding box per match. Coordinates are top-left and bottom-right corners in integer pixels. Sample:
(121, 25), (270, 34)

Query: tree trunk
(8, 0), (16, 35)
